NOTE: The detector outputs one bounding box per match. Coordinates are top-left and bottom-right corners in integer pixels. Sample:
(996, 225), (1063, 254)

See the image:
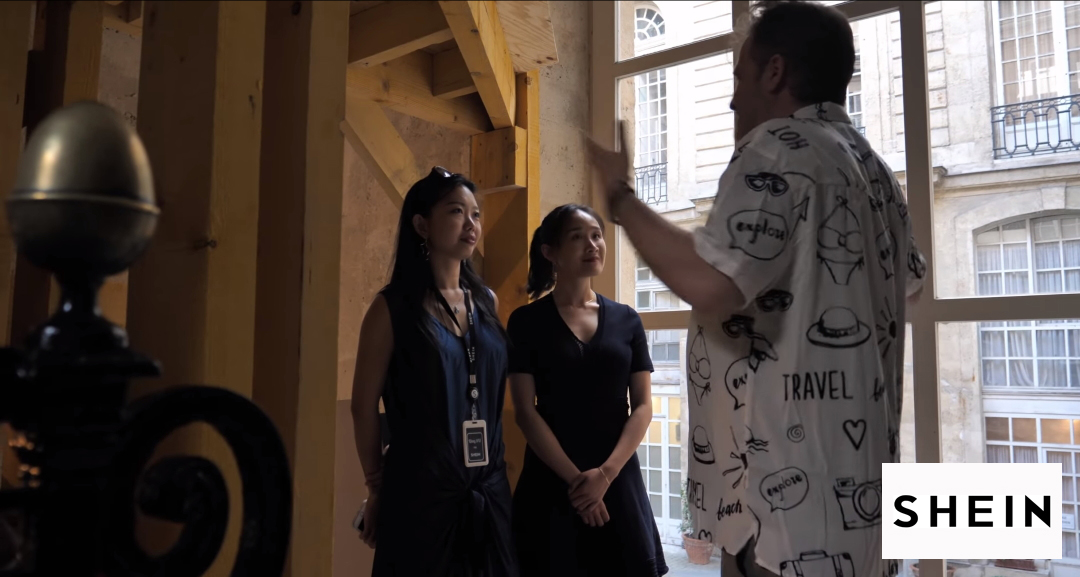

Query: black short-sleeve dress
(507, 293), (669, 577)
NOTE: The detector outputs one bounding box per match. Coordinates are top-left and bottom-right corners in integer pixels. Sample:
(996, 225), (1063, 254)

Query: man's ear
(412, 214), (428, 239)
(764, 53), (786, 94)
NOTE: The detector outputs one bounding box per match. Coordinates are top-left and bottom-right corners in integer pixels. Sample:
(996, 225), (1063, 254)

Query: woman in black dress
(507, 204), (668, 576)
(350, 167), (518, 576)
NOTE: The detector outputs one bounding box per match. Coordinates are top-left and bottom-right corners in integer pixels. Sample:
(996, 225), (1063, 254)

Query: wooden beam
(0, 0), (32, 347)
(347, 50), (491, 134)
(12, 0), (103, 350)
(103, 1), (142, 36)
(518, 70), (541, 250)
(483, 70), (538, 491)
(0, 0), (33, 496)
(471, 126), (525, 194)
(432, 48), (477, 99)
(495, 0), (559, 72)
(341, 100), (424, 211)
(348, 0), (453, 68)
(255, 2), (347, 575)
(439, 1), (515, 128)
(127, 1), (266, 572)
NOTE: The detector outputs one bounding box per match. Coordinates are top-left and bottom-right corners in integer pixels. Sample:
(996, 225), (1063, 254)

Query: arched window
(975, 213), (1080, 388)
(635, 7), (665, 42)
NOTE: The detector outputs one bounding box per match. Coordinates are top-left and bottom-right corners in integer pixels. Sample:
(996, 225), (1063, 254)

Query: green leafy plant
(679, 485), (693, 536)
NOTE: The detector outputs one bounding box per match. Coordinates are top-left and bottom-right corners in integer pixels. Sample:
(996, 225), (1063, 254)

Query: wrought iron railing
(992, 95), (1080, 159)
(856, 125), (866, 136)
(635, 162), (668, 205)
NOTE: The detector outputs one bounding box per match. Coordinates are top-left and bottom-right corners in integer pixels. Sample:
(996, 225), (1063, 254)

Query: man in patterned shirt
(588, 2), (927, 577)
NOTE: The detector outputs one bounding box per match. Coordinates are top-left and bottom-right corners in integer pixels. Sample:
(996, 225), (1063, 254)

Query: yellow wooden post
(477, 69), (539, 490)
(11, 0), (104, 349)
(253, 1), (348, 575)
(126, 1), (266, 574)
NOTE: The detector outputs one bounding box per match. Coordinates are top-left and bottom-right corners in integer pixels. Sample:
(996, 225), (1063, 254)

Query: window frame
(592, 4), (1080, 574)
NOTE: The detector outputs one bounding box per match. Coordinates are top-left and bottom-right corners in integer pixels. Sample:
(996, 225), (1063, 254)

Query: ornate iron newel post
(0, 101), (293, 576)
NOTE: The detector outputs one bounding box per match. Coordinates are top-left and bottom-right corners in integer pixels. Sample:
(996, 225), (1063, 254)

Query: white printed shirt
(685, 103), (926, 577)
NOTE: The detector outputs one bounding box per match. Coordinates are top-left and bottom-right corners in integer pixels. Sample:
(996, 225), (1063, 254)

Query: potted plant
(680, 487), (714, 565)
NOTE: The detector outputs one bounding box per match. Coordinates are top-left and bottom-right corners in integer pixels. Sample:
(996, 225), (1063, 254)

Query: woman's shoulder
(597, 293), (640, 320)
(507, 294), (552, 326)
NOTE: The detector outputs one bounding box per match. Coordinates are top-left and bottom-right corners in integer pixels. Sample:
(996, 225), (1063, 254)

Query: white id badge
(462, 419), (489, 467)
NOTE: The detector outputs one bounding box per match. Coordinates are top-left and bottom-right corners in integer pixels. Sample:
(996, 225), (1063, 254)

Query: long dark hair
(526, 204), (606, 301)
(386, 168), (503, 343)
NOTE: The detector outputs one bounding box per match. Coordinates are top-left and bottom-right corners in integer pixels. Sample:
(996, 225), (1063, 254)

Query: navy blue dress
(372, 286), (518, 577)
(507, 294), (668, 577)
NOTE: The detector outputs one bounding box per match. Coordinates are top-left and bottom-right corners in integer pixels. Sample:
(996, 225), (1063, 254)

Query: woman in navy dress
(507, 204), (668, 576)
(350, 167), (518, 576)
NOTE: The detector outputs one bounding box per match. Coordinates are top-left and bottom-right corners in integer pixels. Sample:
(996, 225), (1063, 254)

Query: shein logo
(882, 463), (1062, 560)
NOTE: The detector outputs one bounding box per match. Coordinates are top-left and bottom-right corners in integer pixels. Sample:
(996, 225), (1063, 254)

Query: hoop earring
(420, 239), (430, 261)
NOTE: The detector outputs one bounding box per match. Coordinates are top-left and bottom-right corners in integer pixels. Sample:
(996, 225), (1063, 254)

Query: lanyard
(434, 285), (480, 420)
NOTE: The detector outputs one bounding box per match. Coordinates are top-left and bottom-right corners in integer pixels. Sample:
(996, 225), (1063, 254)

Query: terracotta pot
(682, 534), (714, 565)
(912, 563), (956, 577)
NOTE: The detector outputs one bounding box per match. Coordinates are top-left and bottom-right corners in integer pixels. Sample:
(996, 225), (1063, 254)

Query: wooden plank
(347, 50), (491, 134)
(348, 0), (453, 67)
(439, 1), (515, 128)
(432, 48), (477, 99)
(517, 70), (540, 244)
(496, 0), (559, 72)
(341, 100), (422, 210)
(127, 1), (266, 573)
(471, 126), (525, 194)
(254, 2), (346, 575)
(12, 0), (103, 350)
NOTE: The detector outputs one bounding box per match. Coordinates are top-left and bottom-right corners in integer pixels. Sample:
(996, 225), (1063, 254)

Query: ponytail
(526, 227), (555, 301)
(525, 204), (606, 301)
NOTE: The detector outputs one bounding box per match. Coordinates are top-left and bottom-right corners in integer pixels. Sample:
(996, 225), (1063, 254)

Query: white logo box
(882, 463), (1062, 560)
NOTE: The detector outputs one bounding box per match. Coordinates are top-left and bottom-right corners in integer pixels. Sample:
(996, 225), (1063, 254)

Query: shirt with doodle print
(684, 102), (926, 577)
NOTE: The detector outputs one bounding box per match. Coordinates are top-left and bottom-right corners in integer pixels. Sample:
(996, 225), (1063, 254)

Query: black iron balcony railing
(635, 162), (668, 205)
(992, 95), (1080, 159)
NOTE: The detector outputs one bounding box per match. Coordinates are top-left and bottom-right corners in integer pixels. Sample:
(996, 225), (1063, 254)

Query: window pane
(637, 291), (650, 309)
(649, 421), (661, 443)
(669, 446), (681, 470)
(649, 470), (662, 493)
(670, 397), (681, 421)
(618, 1), (733, 62)
(982, 329), (1006, 356)
(669, 472), (682, 495)
(1043, 420), (1072, 444)
(986, 417), (1011, 441)
(1014, 418), (1038, 442)
(669, 421), (681, 443)
(668, 496), (681, 520)
(649, 445), (662, 467)
(649, 494), (662, 517)
(987, 444), (1012, 462)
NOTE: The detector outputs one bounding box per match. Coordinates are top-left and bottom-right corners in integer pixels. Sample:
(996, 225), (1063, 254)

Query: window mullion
(1054, 2), (1069, 97)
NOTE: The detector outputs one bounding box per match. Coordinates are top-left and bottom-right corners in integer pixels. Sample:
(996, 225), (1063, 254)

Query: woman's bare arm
(600, 371), (653, 480)
(350, 295), (393, 490)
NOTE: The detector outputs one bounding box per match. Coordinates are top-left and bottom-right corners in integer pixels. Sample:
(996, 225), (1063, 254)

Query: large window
(636, 395), (683, 531)
(991, 1), (1080, 157)
(994, 0), (1080, 105)
(975, 215), (1080, 388)
(593, 0), (1080, 569)
(985, 415), (1079, 557)
(847, 26), (864, 134)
